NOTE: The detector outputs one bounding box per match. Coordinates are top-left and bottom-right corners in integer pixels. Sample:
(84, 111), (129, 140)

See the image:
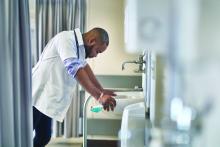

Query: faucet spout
(122, 54), (146, 72)
(122, 61), (139, 70)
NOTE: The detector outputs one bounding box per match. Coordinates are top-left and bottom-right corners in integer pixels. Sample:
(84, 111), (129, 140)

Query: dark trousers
(33, 107), (52, 147)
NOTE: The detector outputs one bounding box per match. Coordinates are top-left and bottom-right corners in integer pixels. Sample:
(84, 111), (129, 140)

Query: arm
(75, 67), (101, 99)
(75, 67), (116, 111)
(64, 58), (116, 111)
(84, 64), (103, 90)
(84, 64), (116, 96)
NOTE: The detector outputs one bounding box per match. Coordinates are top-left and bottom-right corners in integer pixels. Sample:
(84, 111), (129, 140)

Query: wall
(86, 0), (141, 75)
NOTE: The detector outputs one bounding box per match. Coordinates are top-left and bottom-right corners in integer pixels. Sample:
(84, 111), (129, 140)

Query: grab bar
(83, 95), (93, 147)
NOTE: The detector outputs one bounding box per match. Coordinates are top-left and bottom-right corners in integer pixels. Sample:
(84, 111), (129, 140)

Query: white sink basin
(113, 92), (144, 114)
(120, 102), (145, 147)
(87, 91), (144, 119)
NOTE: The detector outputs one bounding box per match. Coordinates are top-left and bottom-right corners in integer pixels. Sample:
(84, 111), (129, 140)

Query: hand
(102, 89), (117, 97)
(98, 94), (116, 111)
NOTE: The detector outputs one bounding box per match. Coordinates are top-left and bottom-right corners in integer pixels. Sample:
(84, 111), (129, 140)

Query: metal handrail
(83, 95), (93, 147)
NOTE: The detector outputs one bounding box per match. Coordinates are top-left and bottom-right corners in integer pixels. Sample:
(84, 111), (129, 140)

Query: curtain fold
(34, 0), (86, 138)
(34, 0), (86, 65)
(0, 0), (32, 147)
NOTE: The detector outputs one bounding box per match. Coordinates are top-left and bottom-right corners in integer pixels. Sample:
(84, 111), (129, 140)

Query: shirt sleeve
(64, 57), (87, 78)
(56, 32), (77, 61)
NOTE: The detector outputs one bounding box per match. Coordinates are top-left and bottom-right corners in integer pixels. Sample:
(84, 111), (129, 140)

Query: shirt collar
(74, 28), (84, 46)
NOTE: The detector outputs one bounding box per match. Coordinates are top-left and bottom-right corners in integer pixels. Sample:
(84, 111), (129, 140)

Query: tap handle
(138, 54), (144, 60)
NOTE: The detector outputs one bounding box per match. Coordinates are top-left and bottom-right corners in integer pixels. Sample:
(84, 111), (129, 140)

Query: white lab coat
(32, 28), (86, 122)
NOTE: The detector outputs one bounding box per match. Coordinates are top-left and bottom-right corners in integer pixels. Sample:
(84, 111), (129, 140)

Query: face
(84, 41), (107, 58)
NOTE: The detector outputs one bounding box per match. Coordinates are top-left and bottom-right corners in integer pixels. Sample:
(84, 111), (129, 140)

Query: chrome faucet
(122, 55), (146, 72)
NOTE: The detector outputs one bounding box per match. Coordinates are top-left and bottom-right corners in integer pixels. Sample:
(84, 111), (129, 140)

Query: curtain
(34, 0), (86, 138)
(33, 0), (86, 65)
(0, 0), (32, 147)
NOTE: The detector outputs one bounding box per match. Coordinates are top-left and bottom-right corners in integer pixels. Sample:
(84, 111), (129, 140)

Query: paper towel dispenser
(124, 0), (171, 54)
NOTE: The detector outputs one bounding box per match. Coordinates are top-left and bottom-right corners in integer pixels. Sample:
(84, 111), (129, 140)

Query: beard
(84, 44), (91, 58)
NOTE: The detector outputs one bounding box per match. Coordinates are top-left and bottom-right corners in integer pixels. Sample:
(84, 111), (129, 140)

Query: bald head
(82, 28), (109, 58)
(83, 28), (109, 45)
(91, 27), (109, 45)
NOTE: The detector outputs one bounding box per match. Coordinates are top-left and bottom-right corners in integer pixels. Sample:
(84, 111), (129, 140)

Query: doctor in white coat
(32, 27), (116, 147)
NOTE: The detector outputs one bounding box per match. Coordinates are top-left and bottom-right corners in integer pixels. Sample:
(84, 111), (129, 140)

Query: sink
(84, 91), (144, 144)
(120, 102), (145, 147)
(113, 91), (144, 114)
(87, 91), (144, 119)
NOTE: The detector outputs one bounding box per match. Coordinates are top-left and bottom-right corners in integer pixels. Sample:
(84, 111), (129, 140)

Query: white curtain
(33, 0), (86, 138)
(0, 0), (32, 147)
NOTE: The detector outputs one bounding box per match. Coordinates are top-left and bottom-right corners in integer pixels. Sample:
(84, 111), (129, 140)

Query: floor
(46, 137), (83, 147)
(87, 139), (118, 147)
(46, 137), (119, 147)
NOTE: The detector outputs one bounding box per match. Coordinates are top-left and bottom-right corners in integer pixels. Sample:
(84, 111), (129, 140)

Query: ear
(88, 38), (96, 46)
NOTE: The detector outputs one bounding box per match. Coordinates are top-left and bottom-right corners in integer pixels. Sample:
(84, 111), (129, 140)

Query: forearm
(75, 67), (102, 99)
(63, 58), (115, 99)
(75, 65), (116, 111)
(84, 64), (103, 91)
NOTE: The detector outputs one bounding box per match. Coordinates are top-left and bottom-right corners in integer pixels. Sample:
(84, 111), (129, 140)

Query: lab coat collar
(74, 28), (84, 46)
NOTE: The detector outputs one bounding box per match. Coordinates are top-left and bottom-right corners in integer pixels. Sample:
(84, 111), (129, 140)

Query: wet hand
(98, 94), (116, 111)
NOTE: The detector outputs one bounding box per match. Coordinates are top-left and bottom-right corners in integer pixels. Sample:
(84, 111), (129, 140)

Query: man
(32, 27), (116, 147)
